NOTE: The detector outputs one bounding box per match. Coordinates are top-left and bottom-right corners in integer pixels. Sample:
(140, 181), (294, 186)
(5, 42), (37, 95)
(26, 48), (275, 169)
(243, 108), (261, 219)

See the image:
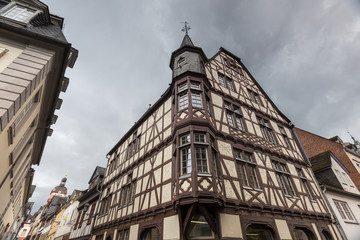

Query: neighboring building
(294, 128), (360, 190)
(52, 190), (81, 240)
(0, 0), (77, 239)
(17, 217), (32, 240)
(70, 166), (105, 240)
(93, 33), (340, 240)
(310, 151), (360, 240)
(34, 177), (68, 240)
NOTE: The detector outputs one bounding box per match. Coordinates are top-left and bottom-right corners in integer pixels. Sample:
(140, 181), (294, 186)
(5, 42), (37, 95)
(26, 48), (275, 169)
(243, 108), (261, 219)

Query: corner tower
(170, 33), (207, 79)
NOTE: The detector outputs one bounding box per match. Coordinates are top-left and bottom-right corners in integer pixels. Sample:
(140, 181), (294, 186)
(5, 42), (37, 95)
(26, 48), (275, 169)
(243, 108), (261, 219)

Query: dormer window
(1, 4), (36, 23)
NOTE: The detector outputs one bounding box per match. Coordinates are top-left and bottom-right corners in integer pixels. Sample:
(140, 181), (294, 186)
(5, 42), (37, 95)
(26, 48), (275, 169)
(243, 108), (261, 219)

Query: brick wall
(294, 128), (360, 190)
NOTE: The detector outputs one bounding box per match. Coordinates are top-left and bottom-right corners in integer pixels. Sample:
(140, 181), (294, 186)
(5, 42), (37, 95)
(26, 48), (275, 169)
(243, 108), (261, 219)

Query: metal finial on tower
(181, 21), (191, 35)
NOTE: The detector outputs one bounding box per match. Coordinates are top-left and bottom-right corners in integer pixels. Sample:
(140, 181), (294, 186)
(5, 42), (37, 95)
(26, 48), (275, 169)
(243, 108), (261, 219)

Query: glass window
(294, 228), (314, 240)
(246, 224), (274, 240)
(190, 82), (201, 90)
(235, 150), (260, 188)
(142, 227), (160, 240)
(186, 214), (213, 239)
(181, 147), (191, 175)
(181, 134), (191, 145)
(333, 200), (357, 223)
(194, 133), (205, 143)
(2, 5), (35, 22)
(258, 117), (276, 144)
(273, 161), (296, 196)
(191, 92), (202, 108)
(178, 83), (187, 92)
(178, 57), (186, 68)
(218, 73), (226, 88)
(179, 92), (188, 111)
(196, 147), (208, 173)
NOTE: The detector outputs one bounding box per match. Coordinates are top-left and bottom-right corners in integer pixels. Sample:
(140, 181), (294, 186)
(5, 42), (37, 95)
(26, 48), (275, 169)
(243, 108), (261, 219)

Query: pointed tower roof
(180, 34), (194, 47)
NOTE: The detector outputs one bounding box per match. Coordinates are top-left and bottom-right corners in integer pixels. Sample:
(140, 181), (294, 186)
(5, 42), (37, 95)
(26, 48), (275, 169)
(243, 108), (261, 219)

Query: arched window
(245, 224), (274, 240)
(321, 230), (333, 240)
(186, 213), (214, 239)
(142, 227), (160, 240)
(294, 228), (314, 240)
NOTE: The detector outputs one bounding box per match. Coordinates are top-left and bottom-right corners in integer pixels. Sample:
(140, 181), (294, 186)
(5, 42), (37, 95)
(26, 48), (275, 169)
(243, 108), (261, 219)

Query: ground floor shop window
(245, 224), (274, 240)
(187, 213), (214, 239)
(293, 228), (314, 240)
(141, 227), (160, 240)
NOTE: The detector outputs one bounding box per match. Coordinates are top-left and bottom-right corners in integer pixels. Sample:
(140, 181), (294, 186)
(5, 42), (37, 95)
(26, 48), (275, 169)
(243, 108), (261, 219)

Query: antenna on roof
(181, 21), (191, 35)
(347, 131), (359, 145)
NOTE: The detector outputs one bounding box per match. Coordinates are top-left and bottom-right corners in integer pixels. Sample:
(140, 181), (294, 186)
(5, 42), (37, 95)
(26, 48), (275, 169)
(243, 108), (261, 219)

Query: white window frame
(0, 3), (37, 23)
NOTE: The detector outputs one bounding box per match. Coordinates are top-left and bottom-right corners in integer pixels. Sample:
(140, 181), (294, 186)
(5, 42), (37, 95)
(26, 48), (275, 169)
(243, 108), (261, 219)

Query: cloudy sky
(29, 0), (360, 212)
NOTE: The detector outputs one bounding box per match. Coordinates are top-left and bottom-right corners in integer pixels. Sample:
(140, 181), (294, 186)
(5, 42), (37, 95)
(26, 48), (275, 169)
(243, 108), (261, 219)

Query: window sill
(254, 188), (263, 192)
(180, 174), (191, 179)
(344, 221), (359, 225)
(197, 173), (211, 177)
(242, 186), (252, 190)
(242, 186), (263, 192)
(310, 199), (317, 203)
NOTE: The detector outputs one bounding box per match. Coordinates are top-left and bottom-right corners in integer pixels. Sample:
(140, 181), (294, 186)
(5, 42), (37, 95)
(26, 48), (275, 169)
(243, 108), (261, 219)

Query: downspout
(290, 125), (347, 240)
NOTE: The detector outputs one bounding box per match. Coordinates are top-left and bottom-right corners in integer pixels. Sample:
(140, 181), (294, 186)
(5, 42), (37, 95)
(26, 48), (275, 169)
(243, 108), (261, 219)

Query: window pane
(181, 147), (191, 174)
(181, 134), (191, 145)
(237, 162), (249, 186)
(190, 82), (201, 90)
(218, 73), (226, 87)
(196, 147), (208, 173)
(179, 92), (188, 110)
(191, 92), (202, 108)
(249, 165), (260, 188)
(246, 224), (274, 240)
(235, 115), (244, 131)
(178, 83), (187, 92)
(226, 78), (234, 91)
(194, 133), (205, 143)
(187, 214), (213, 238)
(227, 112), (235, 127)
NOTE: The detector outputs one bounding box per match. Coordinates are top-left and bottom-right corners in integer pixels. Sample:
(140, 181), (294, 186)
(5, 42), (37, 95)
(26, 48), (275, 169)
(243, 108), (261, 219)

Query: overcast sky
(29, 0), (360, 213)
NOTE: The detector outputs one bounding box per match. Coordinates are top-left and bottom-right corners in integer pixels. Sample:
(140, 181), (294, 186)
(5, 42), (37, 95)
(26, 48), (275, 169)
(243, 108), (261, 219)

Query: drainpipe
(290, 125), (347, 240)
(320, 185), (348, 240)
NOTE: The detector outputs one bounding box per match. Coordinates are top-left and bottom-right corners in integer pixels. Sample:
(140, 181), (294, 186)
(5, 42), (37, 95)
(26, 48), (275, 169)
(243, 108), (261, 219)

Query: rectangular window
(235, 150), (260, 189)
(190, 82), (201, 90)
(226, 78), (235, 91)
(178, 83), (187, 92)
(297, 168), (313, 200)
(194, 133), (205, 143)
(195, 147), (208, 173)
(179, 92), (188, 111)
(333, 200), (357, 223)
(279, 126), (293, 150)
(273, 161), (296, 196)
(248, 89), (263, 106)
(258, 117), (276, 144)
(218, 73), (226, 88)
(1, 5), (35, 22)
(191, 92), (202, 108)
(226, 102), (245, 131)
(181, 147), (191, 175)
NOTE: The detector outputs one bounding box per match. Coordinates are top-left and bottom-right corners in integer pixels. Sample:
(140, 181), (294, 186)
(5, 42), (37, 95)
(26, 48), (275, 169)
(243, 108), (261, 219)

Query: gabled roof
(210, 47), (291, 124)
(88, 166), (105, 184)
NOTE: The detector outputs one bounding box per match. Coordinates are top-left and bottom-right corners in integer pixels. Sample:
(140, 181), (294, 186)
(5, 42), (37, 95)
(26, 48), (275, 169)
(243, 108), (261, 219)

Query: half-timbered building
(93, 33), (340, 240)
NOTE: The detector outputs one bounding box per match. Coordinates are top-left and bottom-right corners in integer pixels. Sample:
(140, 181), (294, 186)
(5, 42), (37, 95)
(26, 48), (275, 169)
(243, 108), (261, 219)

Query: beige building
(0, 0), (77, 239)
(92, 33), (340, 240)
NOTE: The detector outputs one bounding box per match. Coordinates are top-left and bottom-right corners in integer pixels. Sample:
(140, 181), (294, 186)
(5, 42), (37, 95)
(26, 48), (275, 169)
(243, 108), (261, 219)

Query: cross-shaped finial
(181, 21), (191, 35)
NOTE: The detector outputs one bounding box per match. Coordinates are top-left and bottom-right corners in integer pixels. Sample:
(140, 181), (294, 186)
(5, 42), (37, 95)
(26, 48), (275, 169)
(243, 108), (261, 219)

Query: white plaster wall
(325, 190), (360, 240)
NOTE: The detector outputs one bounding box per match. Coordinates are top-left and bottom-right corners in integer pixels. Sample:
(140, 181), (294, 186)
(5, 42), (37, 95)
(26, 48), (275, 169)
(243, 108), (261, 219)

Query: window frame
(0, 3), (37, 24)
(272, 161), (297, 197)
(234, 149), (260, 190)
(278, 126), (294, 150)
(225, 102), (245, 131)
(217, 72), (236, 92)
(333, 199), (357, 223)
(258, 117), (277, 144)
(247, 88), (263, 106)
